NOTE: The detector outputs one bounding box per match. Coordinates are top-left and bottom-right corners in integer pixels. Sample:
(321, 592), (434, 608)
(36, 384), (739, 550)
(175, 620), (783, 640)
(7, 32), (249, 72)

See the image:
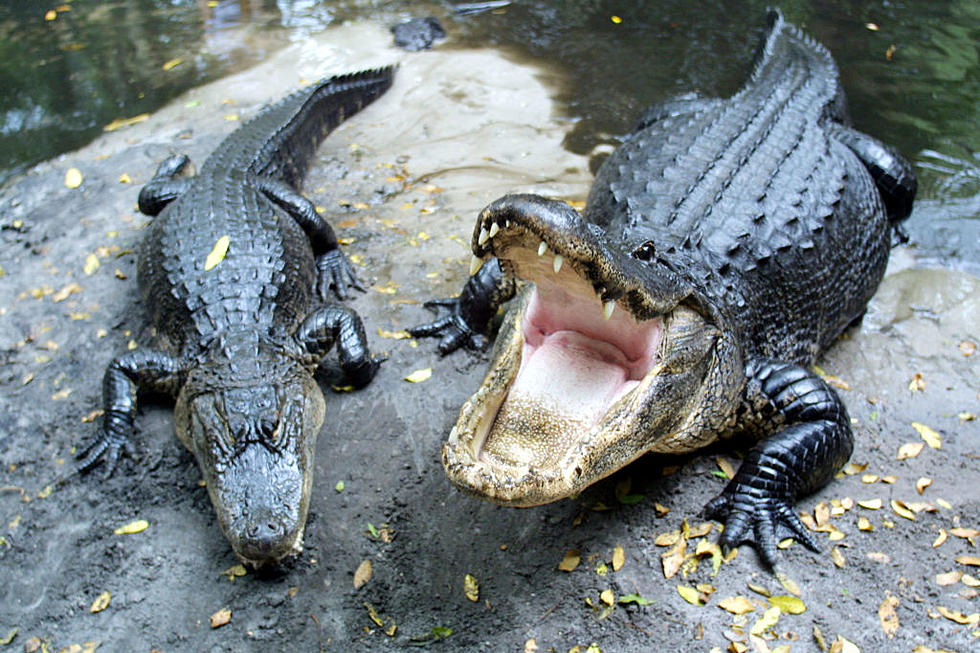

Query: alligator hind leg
(138, 154), (195, 216)
(78, 349), (187, 476)
(704, 357), (854, 568)
(254, 177), (363, 300)
(294, 305), (383, 388)
(830, 124), (917, 228)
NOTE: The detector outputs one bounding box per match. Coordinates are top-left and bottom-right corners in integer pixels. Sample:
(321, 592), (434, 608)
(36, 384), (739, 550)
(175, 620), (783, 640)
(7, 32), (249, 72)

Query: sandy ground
(1, 21), (978, 653)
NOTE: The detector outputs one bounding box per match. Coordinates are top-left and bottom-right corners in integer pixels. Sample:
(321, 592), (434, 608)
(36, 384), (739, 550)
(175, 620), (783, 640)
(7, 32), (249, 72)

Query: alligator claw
(408, 298), (486, 355)
(316, 249), (365, 300)
(704, 477), (820, 568)
(76, 430), (136, 478)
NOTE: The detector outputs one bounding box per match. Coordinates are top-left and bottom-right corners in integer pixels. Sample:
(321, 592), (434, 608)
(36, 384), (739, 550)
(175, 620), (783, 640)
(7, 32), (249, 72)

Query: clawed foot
(76, 430), (136, 478)
(703, 477), (820, 569)
(316, 249), (366, 300)
(408, 298), (487, 355)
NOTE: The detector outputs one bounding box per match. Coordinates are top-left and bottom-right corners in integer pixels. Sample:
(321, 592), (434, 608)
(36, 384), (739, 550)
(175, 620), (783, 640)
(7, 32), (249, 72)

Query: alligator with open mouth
(411, 12), (915, 566)
(78, 68), (393, 565)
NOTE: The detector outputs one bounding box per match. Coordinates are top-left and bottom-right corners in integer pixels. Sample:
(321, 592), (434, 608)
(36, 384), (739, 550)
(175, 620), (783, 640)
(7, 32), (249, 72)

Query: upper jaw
(444, 194), (719, 505)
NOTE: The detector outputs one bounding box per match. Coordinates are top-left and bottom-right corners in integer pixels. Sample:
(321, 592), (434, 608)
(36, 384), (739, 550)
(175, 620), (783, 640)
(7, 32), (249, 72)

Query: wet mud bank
(1, 21), (977, 653)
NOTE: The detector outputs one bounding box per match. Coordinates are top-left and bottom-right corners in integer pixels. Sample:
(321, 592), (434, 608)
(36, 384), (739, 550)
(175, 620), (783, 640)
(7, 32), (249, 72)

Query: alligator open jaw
(443, 195), (714, 506)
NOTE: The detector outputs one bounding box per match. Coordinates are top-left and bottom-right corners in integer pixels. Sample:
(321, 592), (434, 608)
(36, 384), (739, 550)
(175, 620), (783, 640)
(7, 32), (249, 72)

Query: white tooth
(470, 254), (484, 275)
(488, 222), (500, 238)
(553, 254), (564, 274)
(603, 300), (616, 320)
(505, 220), (511, 228)
(537, 241), (548, 256)
(478, 227), (490, 245)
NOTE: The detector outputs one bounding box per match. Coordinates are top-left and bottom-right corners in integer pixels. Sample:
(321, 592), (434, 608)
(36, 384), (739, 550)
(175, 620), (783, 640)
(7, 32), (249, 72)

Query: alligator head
(174, 335), (324, 565)
(444, 194), (738, 506)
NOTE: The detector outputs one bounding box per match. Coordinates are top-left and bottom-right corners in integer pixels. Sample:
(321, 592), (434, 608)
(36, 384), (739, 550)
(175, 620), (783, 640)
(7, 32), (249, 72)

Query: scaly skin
(411, 12), (916, 568)
(78, 68), (394, 565)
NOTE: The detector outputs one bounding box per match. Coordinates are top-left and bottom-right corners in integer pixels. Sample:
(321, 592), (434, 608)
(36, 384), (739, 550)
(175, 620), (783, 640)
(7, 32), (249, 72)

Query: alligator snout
(236, 514), (291, 561)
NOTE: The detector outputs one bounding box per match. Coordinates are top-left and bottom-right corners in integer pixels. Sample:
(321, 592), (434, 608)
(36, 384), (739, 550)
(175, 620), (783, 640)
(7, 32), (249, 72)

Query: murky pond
(2, 0), (979, 267)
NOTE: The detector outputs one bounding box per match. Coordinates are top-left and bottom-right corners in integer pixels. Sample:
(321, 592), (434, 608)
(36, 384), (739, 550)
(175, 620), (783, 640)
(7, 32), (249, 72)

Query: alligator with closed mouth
(411, 12), (915, 566)
(78, 67), (393, 565)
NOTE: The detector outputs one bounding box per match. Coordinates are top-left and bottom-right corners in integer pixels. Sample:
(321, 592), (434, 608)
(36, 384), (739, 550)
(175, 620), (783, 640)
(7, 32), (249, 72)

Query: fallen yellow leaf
(716, 456), (735, 479)
(354, 560), (372, 589)
(890, 499), (916, 521)
(611, 546), (625, 572)
(113, 519), (148, 535)
(404, 367), (433, 383)
(955, 555), (980, 566)
(857, 498), (883, 510)
(90, 591), (111, 613)
(770, 595), (806, 614)
(558, 549), (581, 572)
(717, 595), (755, 615)
(83, 253), (100, 275)
(677, 585), (703, 606)
(932, 529), (947, 548)
(911, 422), (941, 449)
(162, 57), (184, 71)
(463, 574), (479, 602)
(599, 589), (615, 606)
(65, 167), (83, 188)
(878, 594), (899, 637)
(935, 606), (979, 625)
(857, 516), (873, 531)
(831, 546), (846, 568)
(204, 235), (230, 271)
(935, 570), (962, 586)
(210, 607), (231, 628)
(750, 606), (781, 635)
(915, 477), (932, 494)
(897, 442), (924, 460)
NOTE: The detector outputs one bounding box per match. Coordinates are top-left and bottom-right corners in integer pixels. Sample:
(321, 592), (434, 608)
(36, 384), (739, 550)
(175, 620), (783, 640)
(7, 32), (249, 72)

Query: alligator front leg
(294, 305), (383, 388)
(408, 257), (515, 354)
(78, 350), (187, 476)
(138, 154), (195, 216)
(704, 357), (854, 568)
(254, 177), (363, 300)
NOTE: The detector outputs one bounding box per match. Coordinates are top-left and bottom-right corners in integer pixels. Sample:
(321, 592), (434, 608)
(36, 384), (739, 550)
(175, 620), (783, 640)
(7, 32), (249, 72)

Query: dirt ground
(1, 21), (977, 653)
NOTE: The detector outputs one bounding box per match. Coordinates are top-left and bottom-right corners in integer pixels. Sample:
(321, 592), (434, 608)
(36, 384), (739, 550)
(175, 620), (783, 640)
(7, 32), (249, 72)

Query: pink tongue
(481, 331), (630, 467)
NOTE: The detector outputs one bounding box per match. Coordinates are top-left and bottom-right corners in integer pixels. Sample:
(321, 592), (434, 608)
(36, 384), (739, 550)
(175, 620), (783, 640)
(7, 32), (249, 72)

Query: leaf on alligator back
(353, 560), (372, 589)
(65, 167), (83, 188)
(404, 368), (432, 383)
(89, 591), (111, 613)
(896, 442), (924, 460)
(162, 57), (184, 71)
(204, 235), (230, 271)
(113, 519), (148, 535)
(911, 422), (941, 449)
(558, 549), (581, 572)
(210, 607), (231, 628)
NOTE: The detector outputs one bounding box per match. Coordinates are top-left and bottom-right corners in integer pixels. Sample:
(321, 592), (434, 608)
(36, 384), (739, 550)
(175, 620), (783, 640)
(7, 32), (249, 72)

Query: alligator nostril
(247, 520), (285, 540)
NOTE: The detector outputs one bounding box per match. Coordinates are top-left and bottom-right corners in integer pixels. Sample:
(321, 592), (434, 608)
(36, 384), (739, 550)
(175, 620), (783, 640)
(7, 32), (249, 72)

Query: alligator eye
(631, 240), (657, 261)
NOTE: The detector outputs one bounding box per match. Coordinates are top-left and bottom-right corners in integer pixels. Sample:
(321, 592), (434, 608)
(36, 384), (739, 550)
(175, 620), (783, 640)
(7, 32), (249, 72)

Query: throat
(480, 329), (639, 468)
